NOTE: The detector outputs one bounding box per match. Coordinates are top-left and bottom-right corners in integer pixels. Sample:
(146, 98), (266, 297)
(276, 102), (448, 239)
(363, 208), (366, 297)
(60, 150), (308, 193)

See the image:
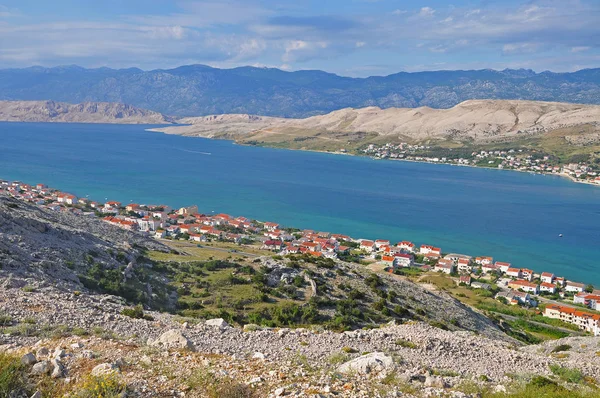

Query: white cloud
(502, 42), (540, 54)
(392, 9), (407, 16)
(418, 7), (436, 18)
(355, 41), (366, 48)
(571, 46), (591, 53)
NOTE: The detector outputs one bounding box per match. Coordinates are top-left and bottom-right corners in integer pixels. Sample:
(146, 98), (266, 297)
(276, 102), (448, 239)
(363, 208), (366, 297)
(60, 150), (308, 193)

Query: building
(457, 258), (472, 273)
(520, 269), (534, 281)
(496, 290), (535, 306)
(495, 262), (512, 273)
(539, 282), (557, 294)
(540, 272), (555, 284)
(434, 259), (454, 274)
(565, 282), (585, 293)
(375, 239), (390, 249)
(574, 293), (600, 310)
(394, 253), (414, 268)
(544, 304), (600, 335)
(475, 256), (493, 265)
(177, 205), (199, 216)
(459, 275), (472, 285)
(506, 268), (522, 278)
(481, 263), (500, 274)
(381, 255), (396, 267)
(360, 240), (375, 253)
(508, 280), (539, 294)
(471, 281), (491, 290)
(420, 245), (442, 256)
(398, 241), (415, 252)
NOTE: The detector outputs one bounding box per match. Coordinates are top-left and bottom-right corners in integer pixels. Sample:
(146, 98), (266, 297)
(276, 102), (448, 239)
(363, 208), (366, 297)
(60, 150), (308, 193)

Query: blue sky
(0, 0), (598, 76)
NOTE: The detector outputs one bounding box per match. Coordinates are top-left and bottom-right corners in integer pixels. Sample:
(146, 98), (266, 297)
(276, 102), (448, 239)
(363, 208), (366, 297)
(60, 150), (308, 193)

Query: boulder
(337, 352), (395, 376)
(50, 358), (64, 379)
(205, 318), (230, 330)
(31, 360), (51, 375)
(21, 353), (37, 366)
(149, 329), (195, 351)
(36, 347), (49, 358)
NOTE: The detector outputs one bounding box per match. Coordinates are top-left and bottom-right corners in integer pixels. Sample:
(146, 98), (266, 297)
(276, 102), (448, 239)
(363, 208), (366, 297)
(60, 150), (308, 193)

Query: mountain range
(0, 100), (175, 124)
(1, 65), (600, 117)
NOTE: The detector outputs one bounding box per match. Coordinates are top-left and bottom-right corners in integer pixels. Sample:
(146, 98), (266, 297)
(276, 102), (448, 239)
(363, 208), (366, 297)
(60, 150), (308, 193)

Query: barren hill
(157, 100), (600, 146)
(0, 100), (175, 124)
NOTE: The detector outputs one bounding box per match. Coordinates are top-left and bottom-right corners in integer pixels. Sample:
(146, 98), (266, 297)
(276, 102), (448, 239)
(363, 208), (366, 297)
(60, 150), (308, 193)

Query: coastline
(149, 129), (600, 189)
(3, 174), (597, 293)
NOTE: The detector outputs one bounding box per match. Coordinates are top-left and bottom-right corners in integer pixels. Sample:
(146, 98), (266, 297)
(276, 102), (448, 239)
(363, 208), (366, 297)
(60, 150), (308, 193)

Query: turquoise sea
(1, 122), (599, 284)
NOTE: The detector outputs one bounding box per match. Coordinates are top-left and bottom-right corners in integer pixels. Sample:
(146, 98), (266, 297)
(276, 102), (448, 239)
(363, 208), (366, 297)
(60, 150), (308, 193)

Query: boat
(559, 234), (563, 238)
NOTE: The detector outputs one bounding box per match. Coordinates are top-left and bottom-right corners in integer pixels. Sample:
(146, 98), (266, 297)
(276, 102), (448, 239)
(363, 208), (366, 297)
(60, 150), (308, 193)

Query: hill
(1, 65), (599, 117)
(155, 100), (600, 155)
(0, 100), (175, 124)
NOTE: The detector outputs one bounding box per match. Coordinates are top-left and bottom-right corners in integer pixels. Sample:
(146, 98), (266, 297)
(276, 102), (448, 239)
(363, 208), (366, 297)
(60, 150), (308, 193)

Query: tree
(585, 284), (594, 293)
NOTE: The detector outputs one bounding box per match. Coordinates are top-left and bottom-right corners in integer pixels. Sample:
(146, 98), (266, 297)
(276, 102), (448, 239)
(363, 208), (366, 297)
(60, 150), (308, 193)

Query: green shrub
(120, 305), (154, 321)
(0, 352), (29, 397)
(395, 339), (417, 349)
(551, 344), (572, 353)
(549, 364), (584, 384)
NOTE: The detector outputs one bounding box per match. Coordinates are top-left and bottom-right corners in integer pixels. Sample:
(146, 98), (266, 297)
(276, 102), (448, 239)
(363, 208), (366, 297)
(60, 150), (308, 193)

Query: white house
(540, 282), (557, 294)
(394, 253), (414, 267)
(565, 282), (585, 293)
(457, 258), (472, 273)
(495, 261), (512, 273)
(506, 267), (522, 278)
(540, 272), (555, 284)
(420, 245), (441, 256)
(360, 240), (375, 253)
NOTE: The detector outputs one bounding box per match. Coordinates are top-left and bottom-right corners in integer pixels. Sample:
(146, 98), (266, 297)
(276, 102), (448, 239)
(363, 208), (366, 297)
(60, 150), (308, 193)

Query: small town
(362, 143), (600, 185)
(2, 177), (600, 336)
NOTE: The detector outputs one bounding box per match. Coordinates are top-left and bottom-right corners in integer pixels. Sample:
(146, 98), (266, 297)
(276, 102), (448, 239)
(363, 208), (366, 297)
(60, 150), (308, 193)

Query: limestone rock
(31, 360), (51, 375)
(337, 352), (395, 376)
(205, 318), (230, 330)
(21, 352), (37, 366)
(150, 329), (195, 351)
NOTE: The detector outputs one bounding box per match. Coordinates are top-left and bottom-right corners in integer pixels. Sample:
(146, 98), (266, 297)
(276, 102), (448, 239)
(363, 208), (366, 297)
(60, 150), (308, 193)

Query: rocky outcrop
(0, 100), (175, 124)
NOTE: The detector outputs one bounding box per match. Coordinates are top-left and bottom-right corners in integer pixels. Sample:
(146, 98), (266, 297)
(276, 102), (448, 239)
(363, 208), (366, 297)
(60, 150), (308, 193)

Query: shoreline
(151, 129), (600, 189)
(3, 175), (597, 293)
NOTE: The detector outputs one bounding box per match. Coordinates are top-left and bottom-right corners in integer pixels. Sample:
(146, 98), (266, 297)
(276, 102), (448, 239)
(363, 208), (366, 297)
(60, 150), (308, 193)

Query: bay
(1, 122), (599, 284)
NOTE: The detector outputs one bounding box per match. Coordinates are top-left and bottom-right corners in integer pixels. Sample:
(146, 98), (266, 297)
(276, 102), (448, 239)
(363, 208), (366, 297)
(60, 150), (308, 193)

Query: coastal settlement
(362, 144), (600, 186)
(2, 178), (600, 336)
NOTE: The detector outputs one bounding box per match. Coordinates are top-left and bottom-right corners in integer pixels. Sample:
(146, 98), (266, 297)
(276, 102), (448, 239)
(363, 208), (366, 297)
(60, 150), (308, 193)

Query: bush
(551, 344), (572, 353)
(120, 305), (154, 321)
(395, 338), (417, 349)
(0, 352), (29, 397)
(73, 374), (127, 398)
(549, 364), (584, 384)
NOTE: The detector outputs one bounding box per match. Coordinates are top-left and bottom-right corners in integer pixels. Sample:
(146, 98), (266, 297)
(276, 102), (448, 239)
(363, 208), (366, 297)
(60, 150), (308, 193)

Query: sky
(0, 0), (598, 77)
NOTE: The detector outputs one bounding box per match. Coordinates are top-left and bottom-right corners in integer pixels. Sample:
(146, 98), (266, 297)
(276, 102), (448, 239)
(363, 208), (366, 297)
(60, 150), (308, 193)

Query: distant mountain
(0, 100), (175, 124)
(0, 65), (599, 118)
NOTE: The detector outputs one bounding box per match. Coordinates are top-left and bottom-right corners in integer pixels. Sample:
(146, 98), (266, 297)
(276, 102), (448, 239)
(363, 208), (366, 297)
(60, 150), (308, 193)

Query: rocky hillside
(1, 195), (600, 397)
(156, 100), (600, 146)
(1, 284), (600, 397)
(0, 100), (175, 124)
(1, 65), (599, 117)
(0, 194), (168, 289)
